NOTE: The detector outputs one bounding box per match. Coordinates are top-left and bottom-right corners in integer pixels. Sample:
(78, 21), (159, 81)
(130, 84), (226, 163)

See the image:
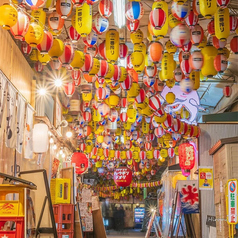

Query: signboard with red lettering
(226, 179), (238, 224)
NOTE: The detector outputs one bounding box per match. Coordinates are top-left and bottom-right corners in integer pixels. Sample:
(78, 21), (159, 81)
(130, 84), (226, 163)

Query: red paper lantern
(207, 20), (215, 36)
(120, 98), (128, 108)
(71, 0), (84, 7)
(230, 36), (238, 54)
(230, 16), (238, 32)
(189, 51), (204, 71)
(98, 0), (113, 18)
(126, 19), (140, 32)
(98, 40), (107, 59)
(97, 60), (108, 78)
(37, 31), (53, 54)
(64, 81), (75, 97)
(149, 8), (166, 30)
(217, 0), (230, 8)
(114, 167), (132, 187)
(48, 11), (65, 32)
(83, 111), (92, 122)
(69, 26), (81, 43)
(119, 43), (128, 59)
(178, 143), (195, 171)
(34, 61), (44, 72)
(135, 89), (146, 104)
(71, 152), (89, 174)
(190, 24), (204, 46)
(120, 112), (128, 122)
(149, 95), (162, 111)
(181, 41), (192, 52)
(140, 151), (146, 160)
(71, 69), (81, 86)
(168, 147), (175, 158)
(223, 85), (232, 97)
(21, 41), (32, 55)
(59, 44), (74, 66)
(181, 58), (192, 76)
(185, 10), (198, 28)
(96, 87), (106, 100)
(214, 54), (228, 73)
(120, 75), (132, 90)
(212, 36), (227, 49)
(81, 54), (93, 73)
(79, 143), (86, 152)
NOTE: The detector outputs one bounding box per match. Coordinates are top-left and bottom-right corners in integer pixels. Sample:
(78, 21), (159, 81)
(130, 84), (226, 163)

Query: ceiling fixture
(66, 131), (73, 138)
(54, 78), (63, 87)
(113, 0), (126, 29)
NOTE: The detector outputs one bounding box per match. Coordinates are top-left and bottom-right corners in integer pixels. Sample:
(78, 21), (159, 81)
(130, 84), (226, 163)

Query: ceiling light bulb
(59, 149), (63, 154)
(66, 131), (73, 138)
(54, 78), (63, 87)
(53, 144), (57, 150)
(62, 153), (66, 158)
(38, 88), (47, 96)
(50, 137), (54, 144)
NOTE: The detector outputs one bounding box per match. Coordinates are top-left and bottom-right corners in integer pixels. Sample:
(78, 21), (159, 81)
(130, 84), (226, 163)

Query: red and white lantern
(185, 10), (198, 28)
(230, 16), (238, 32)
(83, 111), (92, 122)
(34, 61), (44, 72)
(64, 81), (75, 97)
(114, 167), (132, 187)
(69, 26), (81, 43)
(71, 69), (81, 86)
(207, 20), (215, 36)
(149, 95), (162, 111)
(120, 112), (128, 122)
(21, 41), (32, 55)
(217, 0), (230, 8)
(71, 0), (85, 7)
(59, 44), (74, 66)
(212, 36), (227, 49)
(171, 1), (191, 21)
(145, 65), (157, 78)
(214, 54), (228, 73)
(98, 40), (107, 59)
(125, 1), (144, 22)
(92, 13), (109, 35)
(154, 127), (165, 138)
(149, 8), (166, 30)
(126, 19), (140, 32)
(96, 87), (106, 100)
(56, 0), (73, 19)
(120, 98), (128, 108)
(120, 75), (132, 90)
(168, 148), (175, 158)
(230, 36), (238, 54)
(140, 151), (146, 160)
(190, 24), (204, 46)
(170, 24), (191, 48)
(223, 85), (232, 97)
(178, 143), (195, 171)
(83, 31), (98, 47)
(174, 67), (184, 82)
(97, 60), (108, 78)
(98, 0), (113, 18)
(119, 43), (128, 59)
(48, 11), (65, 32)
(81, 54), (93, 73)
(37, 31), (53, 54)
(181, 58), (192, 76)
(135, 89), (146, 104)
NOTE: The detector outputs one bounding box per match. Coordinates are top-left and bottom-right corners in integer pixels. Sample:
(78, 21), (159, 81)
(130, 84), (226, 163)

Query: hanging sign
(226, 179), (238, 224)
(199, 167), (213, 190)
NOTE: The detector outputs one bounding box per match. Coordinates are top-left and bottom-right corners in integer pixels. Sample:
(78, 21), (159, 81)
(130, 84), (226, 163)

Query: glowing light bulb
(50, 137), (54, 144)
(54, 78), (63, 87)
(53, 144), (57, 150)
(38, 88), (47, 96)
(66, 131), (73, 138)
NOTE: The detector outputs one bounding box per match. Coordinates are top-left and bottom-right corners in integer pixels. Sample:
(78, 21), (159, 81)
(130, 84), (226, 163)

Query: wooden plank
(209, 137), (238, 155)
(92, 209), (107, 238)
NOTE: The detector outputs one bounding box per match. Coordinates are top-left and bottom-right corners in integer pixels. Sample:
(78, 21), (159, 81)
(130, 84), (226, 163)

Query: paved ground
(107, 229), (146, 238)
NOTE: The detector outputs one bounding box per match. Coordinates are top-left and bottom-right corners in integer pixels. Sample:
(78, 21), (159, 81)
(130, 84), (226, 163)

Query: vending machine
(134, 207), (145, 229)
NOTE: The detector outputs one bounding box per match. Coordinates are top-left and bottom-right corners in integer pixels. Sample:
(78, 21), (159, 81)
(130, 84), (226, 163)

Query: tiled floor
(107, 229), (146, 238)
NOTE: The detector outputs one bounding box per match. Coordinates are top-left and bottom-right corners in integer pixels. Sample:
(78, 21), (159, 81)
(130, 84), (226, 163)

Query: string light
(53, 144), (57, 150)
(66, 131), (73, 138)
(49, 137), (54, 144)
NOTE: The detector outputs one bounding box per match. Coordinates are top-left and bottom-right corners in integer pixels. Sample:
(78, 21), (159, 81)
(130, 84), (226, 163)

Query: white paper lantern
(33, 123), (49, 153)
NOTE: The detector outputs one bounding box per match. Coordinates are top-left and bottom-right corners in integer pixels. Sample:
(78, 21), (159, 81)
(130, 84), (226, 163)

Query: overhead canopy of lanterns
(0, 0), (237, 197)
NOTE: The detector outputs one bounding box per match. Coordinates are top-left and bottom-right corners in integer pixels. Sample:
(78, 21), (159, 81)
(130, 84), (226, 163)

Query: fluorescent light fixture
(113, 0), (126, 29)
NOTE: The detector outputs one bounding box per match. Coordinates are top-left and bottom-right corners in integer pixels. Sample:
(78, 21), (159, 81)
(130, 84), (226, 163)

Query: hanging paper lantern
(120, 98), (128, 108)
(149, 95), (162, 111)
(168, 148), (175, 158)
(120, 75), (132, 90)
(165, 40), (177, 55)
(10, 11), (29, 41)
(83, 111), (92, 122)
(230, 16), (238, 32)
(193, 0), (201, 15)
(190, 24), (204, 46)
(223, 85), (232, 97)
(25, 0), (46, 10)
(174, 67), (184, 82)
(170, 24), (191, 48)
(112, 65), (121, 81)
(59, 44), (74, 66)
(98, 40), (106, 59)
(168, 13), (181, 29)
(120, 112), (128, 122)
(87, 0), (99, 5)
(181, 41), (192, 53)
(75, 3), (92, 37)
(230, 36), (238, 54)
(148, 42), (163, 64)
(92, 13), (109, 35)
(97, 60), (108, 78)
(198, 36), (207, 49)
(71, 152), (89, 174)
(135, 89), (146, 104)
(214, 54), (228, 73)
(108, 109), (118, 122)
(96, 87), (106, 100)
(185, 10), (198, 28)
(181, 59), (192, 76)
(119, 43), (128, 59)
(161, 53), (175, 80)
(125, 1), (144, 22)
(81, 54), (93, 73)
(180, 78), (194, 94)
(114, 166), (132, 187)
(98, 103), (110, 117)
(106, 29), (119, 63)
(49, 60), (62, 70)
(154, 126), (165, 138)
(64, 82), (75, 97)
(71, 70), (81, 86)
(217, 0), (230, 8)
(199, 0), (217, 18)
(89, 58), (100, 76)
(189, 70), (200, 90)
(207, 20), (215, 36)
(171, 1), (190, 21)
(145, 65), (157, 78)
(25, 22), (44, 48)
(214, 7), (230, 41)
(69, 26), (81, 43)
(56, 0), (73, 19)
(130, 29), (143, 44)
(212, 36), (227, 49)
(34, 61), (44, 72)
(48, 39), (64, 60)
(32, 123), (49, 153)
(48, 11), (65, 32)
(37, 52), (51, 65)
(201, 45), (218, 77)
(36, 30), (53, 54)
(71, 0), (85, 7)
(172, 119), (181, 132)
(143, 75), (156, 87)
(98, 0), (113, 18)
(126, 19), (140, 32)
(21, 41), (32, 55)
(189, 51), (204, 71)
(131, 52), (144, 67)
(70, 50), (85, 69)
(178, 143), (195, 171)
(149, 8), (166, 30)
(83, 31), (98, 46)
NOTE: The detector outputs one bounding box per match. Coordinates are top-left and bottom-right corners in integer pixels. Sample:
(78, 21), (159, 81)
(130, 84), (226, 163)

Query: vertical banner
(16, 94), (26, 153)
(5, 82), (17, 148)
(199, 167), (213, 190)
(24, 104), (34, 159)
(177, 180), (199, 214)
(0, 71), (8, 141)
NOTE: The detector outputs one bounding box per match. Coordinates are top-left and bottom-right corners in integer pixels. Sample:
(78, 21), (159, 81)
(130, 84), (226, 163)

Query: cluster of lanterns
(0, 0), (237, 187)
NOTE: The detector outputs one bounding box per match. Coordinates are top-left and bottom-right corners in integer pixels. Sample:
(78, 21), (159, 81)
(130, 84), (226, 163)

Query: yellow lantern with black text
(201, 45), (218, 77)
(133, 58), (145, 74)
(82, 92), (92, 102)
(106, 29), (119, 63)
(31, 9), (46, 26)
(160, 148), (168, 158)
(168, 14), (181, 28)
(130, 29), (143, 44)
(141, 120), (150, 134)
(199, 0), (217, 19)
(109, 95), (120, 107)
(29, 49), (38, 62)
(128, 82), (140, 98)
(119, 67), (127, 82)
(25, 22), (44, 48)
(48, 39), (64, 60)
(214, 7), (230, 42)
(161, 53), (175, 80)
(131, 52), (144, 68)
(70, 50), (85, 69)
(37, 52), (51, 65)
(0, 4), (18, 30)
(189, 71), (200, 90)
(105, 63), (115, 79)
(134, 42), (146, 56)
(165, 40), (177, 55)
(89, 58), (100, 76)
(154, 113), (167, 124)
(75, 3), (92, 37)
(197, 35), (207, 49)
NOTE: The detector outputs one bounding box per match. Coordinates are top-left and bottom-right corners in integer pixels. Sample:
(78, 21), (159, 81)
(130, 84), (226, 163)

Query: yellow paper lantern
(119, 66), (127, 82)
(146, 150), (153, 160)
(214, 7), (230, 41)
(166, 92), (176, 104)
(172, 173), (187, 189)
(154, 113), (167, 124)
(44, 0), (53, 12)
(201, 45), (218, 77)
(70, 50), (85, 69)
(25, 22), (44, 47)
(134, 42), (146, 56)
(145, 54), (154, 67)
(75, 3), (92, 37)
(160, 148), (168, 158)
(168, 14), (181, 28)
(159, 157), (165, 162)
(89, 58), (100, 76)
(96, 161), (102, 168)
(130, 29), (144, 44)
(106, 29), (119, 63)
(133, 58), (145, 74)
(131, 52), (144, 67)
(121, 151), (126, 160)
(161, 53), (175, 80)
(165, 40), (177, 55)
(48, 39), (64, 60)
(37, 52), (51, 65)
(189, 71), (200, 90)
(128, 82), (140, 98)
(197, 35), (207, 49)
(141, 120), (150, 134)
(166, 79), (176, 88)
(29, 49), (38, 62)
(82, 92), (92, 102)
(199, 0), (217, 19)
(31, 9), (46, 26)
(124, 121), (132, 130)
(0, 4), (18, 30)
(109, 94), (120, 107)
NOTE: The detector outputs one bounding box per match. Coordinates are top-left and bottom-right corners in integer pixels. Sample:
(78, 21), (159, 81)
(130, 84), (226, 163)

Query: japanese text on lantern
(110, 32), (115, 55)
(115, 168), (130, 181)
(77, 10), (82, 27)
(185, 146), (194, 166)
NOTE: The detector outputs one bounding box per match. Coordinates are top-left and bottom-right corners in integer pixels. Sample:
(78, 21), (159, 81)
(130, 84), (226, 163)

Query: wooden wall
(199, 124), (238, 238)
